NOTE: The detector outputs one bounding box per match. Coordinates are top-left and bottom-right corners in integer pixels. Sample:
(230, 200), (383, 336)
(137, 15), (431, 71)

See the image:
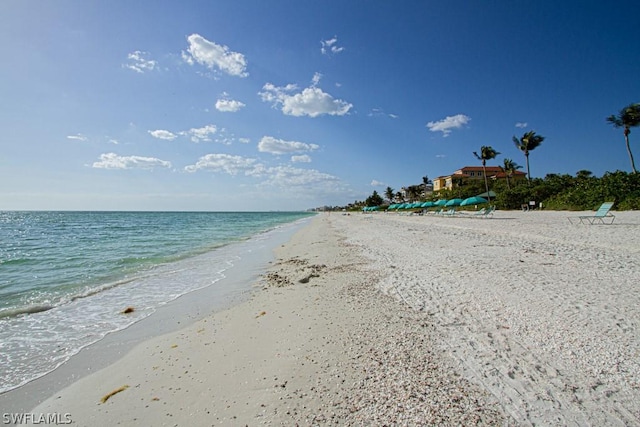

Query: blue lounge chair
(568, 202), (615, 225)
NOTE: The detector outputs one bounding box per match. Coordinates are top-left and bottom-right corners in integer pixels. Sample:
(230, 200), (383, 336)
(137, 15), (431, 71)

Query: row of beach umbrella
(378, 196), (489, 211)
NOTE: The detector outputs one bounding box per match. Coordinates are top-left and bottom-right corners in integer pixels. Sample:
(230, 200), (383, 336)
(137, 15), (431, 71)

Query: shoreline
(7, 210), (640, 425)
(0, 217), (311, 415)
(22, 213), (505, 426)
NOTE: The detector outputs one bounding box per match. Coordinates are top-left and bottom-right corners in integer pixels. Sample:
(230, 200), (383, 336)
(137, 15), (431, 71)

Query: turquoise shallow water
(0, 211), (314, 393)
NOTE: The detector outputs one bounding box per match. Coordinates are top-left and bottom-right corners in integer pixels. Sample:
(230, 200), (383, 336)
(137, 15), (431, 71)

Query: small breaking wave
(0, 304), (54, 319)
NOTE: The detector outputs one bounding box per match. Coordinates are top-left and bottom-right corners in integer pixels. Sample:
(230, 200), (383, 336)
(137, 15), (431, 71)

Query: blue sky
(1, 1), (639, 211)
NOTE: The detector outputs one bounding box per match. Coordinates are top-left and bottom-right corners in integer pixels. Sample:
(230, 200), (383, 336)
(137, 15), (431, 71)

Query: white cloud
(182, 34), (248, 77)
(259, 165), (341, 189)
(149, 125), (231, 144)
(182, 124), (217, 143)
(259, 82), (352, 117)
(426, 114), (471, 137)
(258, 136), (319, 155)
(311, 72), (322, 86)
(215, 98), (245, 112)
(371, 180), (385, 186)
(184, 153), (259, 175)
(92, 153), (171, 170)
(238, 138), (250, 144)
(124, 51), (157, 73)
(291, 155), (312, 163)
(515, 122), (528, 128)
(435, 154), (447, 158)
(67, 134), (88, 142)
(321, 36), (344, 55)
(184, 153), (346, 196)
(148, 130), (177, 140)
(368, 108), (398, 119)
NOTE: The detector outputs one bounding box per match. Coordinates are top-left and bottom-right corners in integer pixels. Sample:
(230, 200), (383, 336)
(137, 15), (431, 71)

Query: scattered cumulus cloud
(258, 136), (319, 155)
(238, 138), (250, 144)
(67, 134), (88, 142)
(215, 95), (245, 112)
(259, 165), (341, 189)
(149, 125), (243, 145)
(184, 153), (258, 175)
(321, 36), (344, 55)
(92, 153), (171, 170)
(291, 155), (312, 163)
(371, 180), (385, 187)
(182, 124), (217, 143)
(426, 114), (471, 137)
(184, 153), (346, 194)
(515, 122), (528, 128)
(148, 130), (177, 140)
(124, 51), (157, 73)
(259, 81), (353, 117)
(182, 34), (248, 77)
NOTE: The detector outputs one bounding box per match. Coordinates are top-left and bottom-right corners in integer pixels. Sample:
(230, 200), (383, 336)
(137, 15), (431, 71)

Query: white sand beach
(25, 210), (640, 425)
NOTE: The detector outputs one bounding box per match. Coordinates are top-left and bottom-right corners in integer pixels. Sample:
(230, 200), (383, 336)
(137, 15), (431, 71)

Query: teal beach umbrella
(461, 196), (488, 206)
(445, 198), (464, 207)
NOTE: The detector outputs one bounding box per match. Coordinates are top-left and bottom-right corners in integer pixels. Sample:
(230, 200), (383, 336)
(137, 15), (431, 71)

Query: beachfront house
(433, 166), (527, 191)
(399, 183), (433, 202)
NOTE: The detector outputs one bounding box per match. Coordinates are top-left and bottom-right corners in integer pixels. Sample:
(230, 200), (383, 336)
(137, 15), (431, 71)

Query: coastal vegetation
(333, 103), (640, 212)
(343, 171), (640, 212)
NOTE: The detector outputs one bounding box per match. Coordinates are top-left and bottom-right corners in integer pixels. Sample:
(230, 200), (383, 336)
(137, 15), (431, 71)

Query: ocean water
(0, 211), (314, 393)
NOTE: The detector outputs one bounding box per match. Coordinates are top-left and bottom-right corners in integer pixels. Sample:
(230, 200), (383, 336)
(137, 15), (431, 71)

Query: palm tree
(499, 158), (522, 190)
(513, 131), (545, 182)
(385, 186), (395, 203)
(473, 145), (500, 201)
(607, 103), (640, 174)
(422, 175), (431, 197)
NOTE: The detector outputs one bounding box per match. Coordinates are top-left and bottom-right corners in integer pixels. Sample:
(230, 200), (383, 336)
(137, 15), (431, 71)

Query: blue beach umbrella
(434, 199), (448, 206)
(461, 196), (488, 206)
(421, 201), (435, 208)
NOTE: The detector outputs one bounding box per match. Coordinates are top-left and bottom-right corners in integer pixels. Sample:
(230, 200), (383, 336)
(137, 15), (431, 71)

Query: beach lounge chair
(473, 206), (495, 218)
(568, 202), (615, 225)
